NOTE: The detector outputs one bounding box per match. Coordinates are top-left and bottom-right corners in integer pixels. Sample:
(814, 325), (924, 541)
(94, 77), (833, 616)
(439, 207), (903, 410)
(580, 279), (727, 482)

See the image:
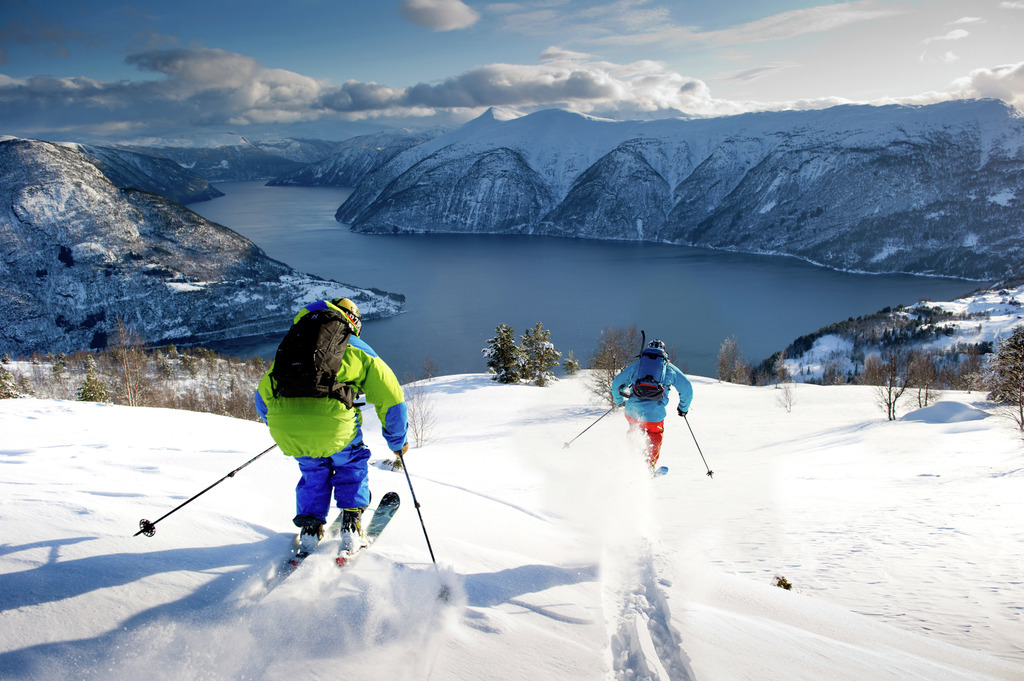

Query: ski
(652, 466), (669, 477)
(261, 491), (400, 594)
(336, 490), (400, 566)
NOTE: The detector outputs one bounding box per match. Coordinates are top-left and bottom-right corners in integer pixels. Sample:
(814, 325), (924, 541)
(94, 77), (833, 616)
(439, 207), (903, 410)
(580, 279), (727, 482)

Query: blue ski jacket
(611, 359), (693, 424)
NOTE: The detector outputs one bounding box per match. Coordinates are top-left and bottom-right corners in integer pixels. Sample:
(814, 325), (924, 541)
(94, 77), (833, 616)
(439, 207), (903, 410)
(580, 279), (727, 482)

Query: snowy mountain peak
(337, 99), (1024, 281)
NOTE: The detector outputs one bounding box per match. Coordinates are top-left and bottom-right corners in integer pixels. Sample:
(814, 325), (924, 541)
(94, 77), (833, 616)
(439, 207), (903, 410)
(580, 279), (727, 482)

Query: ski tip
(336, 555), (347, 567)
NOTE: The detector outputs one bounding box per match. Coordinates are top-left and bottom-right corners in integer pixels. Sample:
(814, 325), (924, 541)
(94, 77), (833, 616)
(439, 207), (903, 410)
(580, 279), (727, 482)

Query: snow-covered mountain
(75, 143), (225, 204)
(266, 129), (441, 187)
(0, 138), (402, 357)
(119, 134), (340, 182)
(337, 100), (1024, 281)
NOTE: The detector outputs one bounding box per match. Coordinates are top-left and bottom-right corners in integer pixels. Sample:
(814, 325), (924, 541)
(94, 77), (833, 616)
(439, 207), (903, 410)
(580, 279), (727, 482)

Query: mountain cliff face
(121, 136), (340, 182)
(337, 101), (1024, 280)
(76, 143), (224, 204)
(0, 139), (402, 357)
(267, 129), (439, 187)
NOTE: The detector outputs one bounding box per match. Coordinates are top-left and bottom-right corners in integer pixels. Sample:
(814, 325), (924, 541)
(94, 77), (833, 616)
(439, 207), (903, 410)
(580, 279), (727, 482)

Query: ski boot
(339, 508), (367, 553)
(297, 522), (324, 557)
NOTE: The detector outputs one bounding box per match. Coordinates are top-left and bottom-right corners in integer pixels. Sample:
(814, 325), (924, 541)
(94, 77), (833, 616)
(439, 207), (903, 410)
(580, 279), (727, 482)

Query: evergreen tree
(562, 350), (580, 376)
(520, 322), (561, 387)
(988, 327), (1024, 430)
(483, 323), (523, 384)
(0, 365), (21, 399)
(77, 356), (109, 402)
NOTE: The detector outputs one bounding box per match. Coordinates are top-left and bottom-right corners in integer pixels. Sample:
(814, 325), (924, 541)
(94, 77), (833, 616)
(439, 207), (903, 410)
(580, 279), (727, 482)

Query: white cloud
(999, 1), (1024, 9)
(399, 0), (481, 31)
(951, 61), (1024, 108)
(506, 0), (905, 49)
(922, 28), (969, 44)
(538, 46), (593, 62)
(920, 51), (960, 64)
(2, 45), (1022, 137)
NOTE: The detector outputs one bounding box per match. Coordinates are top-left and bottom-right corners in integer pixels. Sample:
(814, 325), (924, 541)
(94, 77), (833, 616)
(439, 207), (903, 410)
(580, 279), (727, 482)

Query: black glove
(677, 407), (688, 417)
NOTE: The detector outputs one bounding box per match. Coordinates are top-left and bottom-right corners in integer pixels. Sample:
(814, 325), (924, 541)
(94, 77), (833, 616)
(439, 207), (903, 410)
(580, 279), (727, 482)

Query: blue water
(191, 182), (975, 380)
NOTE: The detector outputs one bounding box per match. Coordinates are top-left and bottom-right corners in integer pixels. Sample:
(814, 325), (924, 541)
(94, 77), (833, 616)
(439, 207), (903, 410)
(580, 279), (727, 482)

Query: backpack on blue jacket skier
(631, 345), (669, 401)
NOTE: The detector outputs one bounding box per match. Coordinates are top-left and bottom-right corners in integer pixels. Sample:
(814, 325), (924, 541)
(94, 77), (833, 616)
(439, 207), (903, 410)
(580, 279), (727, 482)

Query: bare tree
(586, 325), (642, 405)
(717, 336), (750, 384)
(907, 350), (942, 408)
(403, 375), (438, 452)
(775, 382), (796, 413)
(988, 327), (1024, 431)
(862, 347), (909, 421)
(111, 318), (147, 407)
(773, 351), (791, 384)
(422, 354), (438, 381)
(821, 351), (849, 385)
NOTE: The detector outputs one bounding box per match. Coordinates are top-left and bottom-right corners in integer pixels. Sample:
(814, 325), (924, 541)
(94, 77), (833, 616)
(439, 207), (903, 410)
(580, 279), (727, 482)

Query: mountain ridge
(336, 99), (1024, 281)
(0, 138), (402, 357)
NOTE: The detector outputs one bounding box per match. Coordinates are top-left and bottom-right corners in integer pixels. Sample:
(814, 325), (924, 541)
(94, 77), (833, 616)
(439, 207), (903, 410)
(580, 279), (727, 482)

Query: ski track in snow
(607, 544), (696, 681)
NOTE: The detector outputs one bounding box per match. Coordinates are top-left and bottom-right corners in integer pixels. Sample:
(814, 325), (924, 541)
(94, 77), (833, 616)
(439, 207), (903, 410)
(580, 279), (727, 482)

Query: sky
(2, 0), (1024, 140)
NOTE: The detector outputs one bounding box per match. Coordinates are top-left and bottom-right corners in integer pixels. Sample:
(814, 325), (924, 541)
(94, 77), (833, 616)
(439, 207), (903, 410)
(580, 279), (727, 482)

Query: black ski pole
(396, 449), (439, 565)
(682, 415), (714, 478)
(563, 406), (615, 448)
(134, 443), (278, 537)
(396, 449), (451, 601)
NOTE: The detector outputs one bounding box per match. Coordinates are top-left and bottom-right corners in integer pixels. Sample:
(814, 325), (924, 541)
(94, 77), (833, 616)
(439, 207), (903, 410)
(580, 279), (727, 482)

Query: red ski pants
(625, 415), (665, 467)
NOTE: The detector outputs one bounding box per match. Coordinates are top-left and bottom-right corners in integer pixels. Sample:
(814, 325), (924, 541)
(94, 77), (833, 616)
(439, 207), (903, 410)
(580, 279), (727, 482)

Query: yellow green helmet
(331, 297), (362, 336)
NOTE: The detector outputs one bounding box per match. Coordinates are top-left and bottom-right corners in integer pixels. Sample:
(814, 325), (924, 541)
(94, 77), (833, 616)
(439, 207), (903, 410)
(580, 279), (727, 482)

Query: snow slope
(1, 374), (1021, 680)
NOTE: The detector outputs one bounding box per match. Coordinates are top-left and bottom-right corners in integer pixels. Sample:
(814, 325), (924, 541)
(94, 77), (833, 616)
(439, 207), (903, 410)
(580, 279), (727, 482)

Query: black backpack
(631, 347), (668, 401)
(270, 308), (356, 407)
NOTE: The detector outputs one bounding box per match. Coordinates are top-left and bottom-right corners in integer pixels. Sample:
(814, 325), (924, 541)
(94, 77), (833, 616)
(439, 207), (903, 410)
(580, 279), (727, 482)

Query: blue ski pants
(292, 444), (371, 527)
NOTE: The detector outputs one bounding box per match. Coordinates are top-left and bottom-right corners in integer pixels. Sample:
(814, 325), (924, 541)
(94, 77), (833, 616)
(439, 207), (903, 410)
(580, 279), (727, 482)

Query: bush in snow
(774, 575), (793, 590)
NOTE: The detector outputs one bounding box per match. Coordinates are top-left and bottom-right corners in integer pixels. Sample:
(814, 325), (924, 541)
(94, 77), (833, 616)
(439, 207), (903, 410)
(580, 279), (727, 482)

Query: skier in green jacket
(255, 298), (408, 553)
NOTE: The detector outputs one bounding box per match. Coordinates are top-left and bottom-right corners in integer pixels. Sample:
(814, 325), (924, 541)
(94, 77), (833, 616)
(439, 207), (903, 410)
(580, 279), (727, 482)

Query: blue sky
(2, 0), (1023, 139)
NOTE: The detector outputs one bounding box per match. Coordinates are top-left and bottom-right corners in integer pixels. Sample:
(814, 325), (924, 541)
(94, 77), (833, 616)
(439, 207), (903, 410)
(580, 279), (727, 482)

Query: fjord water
(191, 182), (974, 380)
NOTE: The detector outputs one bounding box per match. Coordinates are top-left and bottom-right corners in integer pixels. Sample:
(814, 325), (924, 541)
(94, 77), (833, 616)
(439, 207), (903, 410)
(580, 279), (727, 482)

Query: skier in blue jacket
(611, 339), (693, 469)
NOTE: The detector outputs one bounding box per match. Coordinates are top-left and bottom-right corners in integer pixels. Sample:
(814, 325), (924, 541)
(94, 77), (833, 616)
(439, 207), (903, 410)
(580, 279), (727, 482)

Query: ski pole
(134, 443), (278, 537)
(682, 415), (714, 478)
(395, 449), (439, 565)
(396, 449), (452, 601)
(563, 406), (615, 448)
